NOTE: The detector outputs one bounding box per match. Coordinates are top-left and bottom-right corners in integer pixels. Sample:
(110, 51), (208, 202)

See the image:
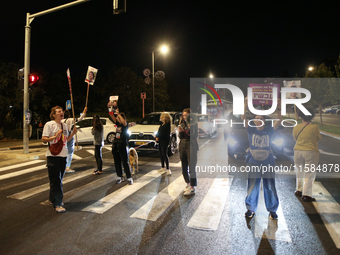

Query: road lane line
(72, 154), (82, 160)
(40, 167), (112, 205)
(255, 181), (292, 242)
(130, 175), (184, 221)
(86, 150), (95, 155)
(7, 168), (99, 200)
(0, 160), (44, 173)
(312, 181), (340, 249)
(82, 170), (162, 214)
(0, 165), (46, 181)
(187, 177), (233, 231)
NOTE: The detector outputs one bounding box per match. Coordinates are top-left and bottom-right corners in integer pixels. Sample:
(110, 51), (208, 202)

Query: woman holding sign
(108, 102), (132, 185)
(242, 97), (282, 220)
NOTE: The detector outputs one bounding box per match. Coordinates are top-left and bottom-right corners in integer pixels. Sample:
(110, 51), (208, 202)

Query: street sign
(66, 100), (72, 110)
(141, 93), (146, 99)
(143, 69), (151, 76)
(144, 77), (150, 84)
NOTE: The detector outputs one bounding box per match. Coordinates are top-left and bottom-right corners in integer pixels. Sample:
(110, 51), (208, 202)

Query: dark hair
(50, 106), (63, 120)
(93, 115), (103, 132)
(89, 71), (95, 79)
(297, 106), (315, 122)
(180, 108), (191, 124)
(64, 110), (70, 118)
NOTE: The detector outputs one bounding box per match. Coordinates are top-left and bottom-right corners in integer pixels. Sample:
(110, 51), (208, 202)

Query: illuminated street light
(152, 45), (168, 112)
(308, 66), (314, 71)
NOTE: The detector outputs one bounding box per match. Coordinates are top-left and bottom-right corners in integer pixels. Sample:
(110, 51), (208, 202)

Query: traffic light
(29, 74), (39, 85)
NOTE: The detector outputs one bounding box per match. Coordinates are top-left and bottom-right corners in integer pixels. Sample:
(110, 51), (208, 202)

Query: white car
(127, 112), (182, 155)
(197, 114), (217, 138)
(75, 117), (116, 144)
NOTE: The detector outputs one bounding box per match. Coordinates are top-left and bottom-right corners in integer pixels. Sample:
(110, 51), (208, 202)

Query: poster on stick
(283, 80), (301, 99)
(249, 83), (280, 105)
(85, 66), (98, 85)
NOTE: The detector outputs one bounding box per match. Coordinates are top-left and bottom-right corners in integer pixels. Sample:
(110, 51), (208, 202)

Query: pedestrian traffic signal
(29, 74), (39, 85)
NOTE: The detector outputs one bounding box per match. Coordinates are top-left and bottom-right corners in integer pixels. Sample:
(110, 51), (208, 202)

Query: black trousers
(95, 145), (103, 171)
(179, 140), (197, 187)
(112, 143), (131, 179)
(47, 156), (66, 207)
(159, 143), (169, 169)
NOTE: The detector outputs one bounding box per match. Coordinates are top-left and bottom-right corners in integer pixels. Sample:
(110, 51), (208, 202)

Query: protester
(179, 108), (199, 196)
(62, 107), (87, 173)
(293, 107), (322, 202)
(156, 112), (172, 175)
(92, 115), (104, 175)
(108, 108), (132, 185)
(242, 97), (282, 220)
(42, 106), (77, 213)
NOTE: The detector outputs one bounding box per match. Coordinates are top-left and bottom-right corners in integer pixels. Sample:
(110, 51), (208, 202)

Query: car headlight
(227, 136), (238, 147)
(153, 131), (158, 136)
(272, 137), (284, 147)
(127, 130), (132, 136)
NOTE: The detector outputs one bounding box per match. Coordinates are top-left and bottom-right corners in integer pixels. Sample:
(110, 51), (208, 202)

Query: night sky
(2, 0), (340, 87)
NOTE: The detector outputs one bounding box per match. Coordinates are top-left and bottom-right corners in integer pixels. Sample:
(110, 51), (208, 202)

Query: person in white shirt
(42, 106), (77, 213)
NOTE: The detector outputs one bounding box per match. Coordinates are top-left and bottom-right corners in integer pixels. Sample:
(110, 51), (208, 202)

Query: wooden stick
(67, 70), (79, 150)
(85, 81), (90, 118)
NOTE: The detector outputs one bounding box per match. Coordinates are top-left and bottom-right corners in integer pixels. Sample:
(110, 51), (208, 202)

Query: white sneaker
(166, 169), (172, 175)
(184, 187), (196, 196)
(183, 184), (190, 193)
(157, 168), (166, 173)
(116, 177), (122, 184)
(54, 206), (66, 213)
(127, 178), (133, 185)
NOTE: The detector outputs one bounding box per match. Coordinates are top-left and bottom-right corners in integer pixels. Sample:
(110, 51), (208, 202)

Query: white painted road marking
(255, 181), (292, 242)
(313, 181), (340, 249)
(130, 175), (184, 221)
(0, 160), (44, 173)
(82, 170), (162, 214)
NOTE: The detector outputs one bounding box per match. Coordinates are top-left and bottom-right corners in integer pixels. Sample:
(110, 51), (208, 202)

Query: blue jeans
(66, 137), (74, 168)
(245, 163), (279, 212)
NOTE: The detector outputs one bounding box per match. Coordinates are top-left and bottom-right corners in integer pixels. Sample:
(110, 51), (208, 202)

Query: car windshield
(140, 114), (162, 125)
(197, 115), (208, 122)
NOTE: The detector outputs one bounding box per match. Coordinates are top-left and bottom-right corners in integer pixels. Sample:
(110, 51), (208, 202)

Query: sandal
(93, 170), (102, 175)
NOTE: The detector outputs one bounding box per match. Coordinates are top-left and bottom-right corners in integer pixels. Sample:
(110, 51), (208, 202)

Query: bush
(4, 129), (23, 139)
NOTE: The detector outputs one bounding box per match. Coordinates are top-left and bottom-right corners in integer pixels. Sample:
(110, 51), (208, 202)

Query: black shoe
(295, 190), (302, 197)
(245, 210), (255, 218)
(269, 212), (278, 220)
(302, 196), (316, 202)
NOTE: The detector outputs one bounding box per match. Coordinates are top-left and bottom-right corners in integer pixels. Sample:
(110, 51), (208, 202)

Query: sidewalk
(0, 139), (47, 161)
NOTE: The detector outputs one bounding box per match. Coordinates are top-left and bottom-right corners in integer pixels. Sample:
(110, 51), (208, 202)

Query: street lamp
(152, 45), (168, 112)
(308, 66), (314, 71)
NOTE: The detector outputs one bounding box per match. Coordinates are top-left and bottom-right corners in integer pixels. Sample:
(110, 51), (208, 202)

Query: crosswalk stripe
(130, 175), (185, 221)
(40, 167), (112, 205)
(86, 150), (95, 155)
(0, 165), (46, 181)
(82, 170), (162, 214)
(312, 181), (340, 249)
(187, 177), (233, 231)
(0, 160), (44, 173)
(72, 154), (82, 160)
(255, 181), (292, 242)
(7, 168), (98, 200)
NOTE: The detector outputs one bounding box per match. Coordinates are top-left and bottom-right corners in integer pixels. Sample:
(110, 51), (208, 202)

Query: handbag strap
(296, 123), (309, 141)
(48, 122), (63, 147)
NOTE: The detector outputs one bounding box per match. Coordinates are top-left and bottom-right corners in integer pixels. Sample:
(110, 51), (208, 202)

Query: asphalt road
(1, 128), (340, 255)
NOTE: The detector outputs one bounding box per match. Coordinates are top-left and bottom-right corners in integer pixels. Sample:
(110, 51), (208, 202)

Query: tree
(304, 63), (334, 126)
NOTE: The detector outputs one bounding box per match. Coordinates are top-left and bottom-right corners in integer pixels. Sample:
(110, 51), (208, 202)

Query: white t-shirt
(42, 120), (69, 157)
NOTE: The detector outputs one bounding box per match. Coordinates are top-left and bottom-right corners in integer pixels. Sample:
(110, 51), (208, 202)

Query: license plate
(135, 142), (147, 145)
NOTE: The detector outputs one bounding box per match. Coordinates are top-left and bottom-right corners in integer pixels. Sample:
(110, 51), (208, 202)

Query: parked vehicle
(75, 117), (116, 144)
(322, 105), (340, 114)
(127, 112), (182, 155)
(223, 111), (284, 159)
(197, 114), (217, 138)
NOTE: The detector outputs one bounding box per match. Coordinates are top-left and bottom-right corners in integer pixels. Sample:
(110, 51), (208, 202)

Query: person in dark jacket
(91, 115), (104, 175)
(179, 108), (199, 196)
(156, 112), (172, 175)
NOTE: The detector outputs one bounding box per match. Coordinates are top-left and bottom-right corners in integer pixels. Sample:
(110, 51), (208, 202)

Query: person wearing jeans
(242, 97), (282, 220)
(42, 106), (77, 213)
